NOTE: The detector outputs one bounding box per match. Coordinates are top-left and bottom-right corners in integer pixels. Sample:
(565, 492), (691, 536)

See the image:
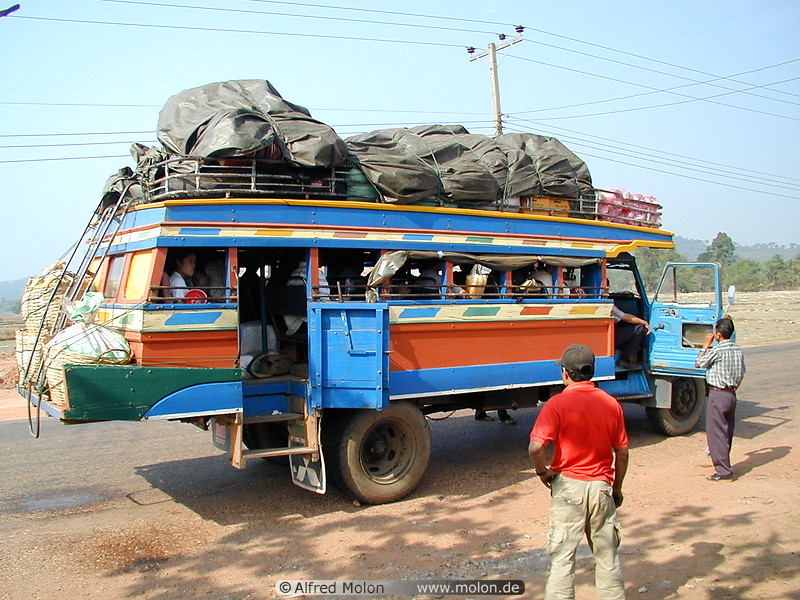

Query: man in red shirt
(529, 344), (629, 600)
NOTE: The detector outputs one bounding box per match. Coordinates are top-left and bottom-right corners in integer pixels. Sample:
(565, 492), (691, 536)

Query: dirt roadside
(0, 291), (798, 600)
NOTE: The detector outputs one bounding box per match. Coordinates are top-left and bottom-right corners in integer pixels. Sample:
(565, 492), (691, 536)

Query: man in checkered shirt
(695, 317), (746, 481)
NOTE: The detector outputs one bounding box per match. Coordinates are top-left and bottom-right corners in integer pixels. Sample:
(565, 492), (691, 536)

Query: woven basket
(44, 347), (131, 407)
(20, 269), (75, 333)
(16, 329), (49, 386)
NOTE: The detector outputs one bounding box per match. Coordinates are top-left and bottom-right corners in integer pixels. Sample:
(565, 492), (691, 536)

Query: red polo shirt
(530, 381), (628, 485)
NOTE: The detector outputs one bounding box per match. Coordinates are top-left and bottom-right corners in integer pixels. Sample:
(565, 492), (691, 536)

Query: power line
(505, 53), (800, 122)
(502, 123), (800, 199)
(0, 100), (160, 108)
(513, 60), (800, 115)
(0, 140), (151, 149)
(240, 0), (519, 29)
(521, 38), (800, 107)
(97, 0), (501, 36)
(0, 155), (130, 164)
(237, 1), (800, 103)
(13, 15), (465, 49)
(504, 116), (800, 185)
(0, 131), (150, 138)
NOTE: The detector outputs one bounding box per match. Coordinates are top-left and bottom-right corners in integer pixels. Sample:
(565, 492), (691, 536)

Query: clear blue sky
(1, 0), (798, 281)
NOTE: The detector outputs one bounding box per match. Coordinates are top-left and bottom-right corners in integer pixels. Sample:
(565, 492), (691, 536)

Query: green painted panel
(62, 365), (240, 422)
(463, 306), (501, 317)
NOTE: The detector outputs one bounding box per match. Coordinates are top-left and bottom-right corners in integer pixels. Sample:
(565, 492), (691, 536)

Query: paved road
(1, 342), (797, 600)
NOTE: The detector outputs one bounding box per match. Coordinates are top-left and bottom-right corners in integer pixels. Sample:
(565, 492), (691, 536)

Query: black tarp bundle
(121, 79), (593, 207)
(346, 126), (593, 205)
(156, 79), (349, 168)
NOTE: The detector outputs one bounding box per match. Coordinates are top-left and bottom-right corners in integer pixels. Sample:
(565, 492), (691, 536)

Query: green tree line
(635, 232), (800, 293)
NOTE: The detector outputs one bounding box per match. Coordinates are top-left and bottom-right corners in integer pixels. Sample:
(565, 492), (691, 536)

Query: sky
(1, 0), (798, 281)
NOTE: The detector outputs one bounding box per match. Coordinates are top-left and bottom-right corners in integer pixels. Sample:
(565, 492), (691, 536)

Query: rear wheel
(646, 377), (705, 435)
(323, 402), (431, 504)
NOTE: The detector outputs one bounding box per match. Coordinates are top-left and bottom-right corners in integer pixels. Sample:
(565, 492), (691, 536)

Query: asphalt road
(4, 342), (794, 516)
(1, 342), (797, 600)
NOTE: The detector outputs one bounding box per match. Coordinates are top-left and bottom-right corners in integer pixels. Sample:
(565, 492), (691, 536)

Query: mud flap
(289, 416), (326, 494)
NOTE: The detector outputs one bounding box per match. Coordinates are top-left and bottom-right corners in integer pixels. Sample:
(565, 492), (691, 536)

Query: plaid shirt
(695, 339), (746, 389)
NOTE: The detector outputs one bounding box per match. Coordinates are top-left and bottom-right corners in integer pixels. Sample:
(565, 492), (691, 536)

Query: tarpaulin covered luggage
(346, 125), (592, 206)
(156, 79), (348, 168)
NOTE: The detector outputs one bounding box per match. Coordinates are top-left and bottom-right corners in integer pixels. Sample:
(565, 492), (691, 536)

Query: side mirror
(727, 285), (736, 307)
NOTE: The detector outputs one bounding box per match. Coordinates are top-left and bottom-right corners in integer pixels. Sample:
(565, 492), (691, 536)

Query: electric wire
(97, 0), (501, 36)
(508, 115), (800, 182)
(502, 123), (800, 200)
(514, 61), (800, 116)
(505, 53), (800, 122)
(12, 15), (465, 49)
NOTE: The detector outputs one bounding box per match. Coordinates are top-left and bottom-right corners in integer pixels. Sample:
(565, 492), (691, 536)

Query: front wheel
(323, 402), (431, 504)
(646, 377), (706, 436)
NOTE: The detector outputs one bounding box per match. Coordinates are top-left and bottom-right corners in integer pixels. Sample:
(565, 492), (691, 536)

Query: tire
(322, 402), (431, 504)
(646, 377), (706, 436)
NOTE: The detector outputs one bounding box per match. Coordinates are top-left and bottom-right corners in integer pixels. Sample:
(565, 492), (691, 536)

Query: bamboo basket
(15, 329), (48, 386)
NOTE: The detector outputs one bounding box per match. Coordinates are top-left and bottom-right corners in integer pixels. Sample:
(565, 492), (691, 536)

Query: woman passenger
(169, 250), (197, 298)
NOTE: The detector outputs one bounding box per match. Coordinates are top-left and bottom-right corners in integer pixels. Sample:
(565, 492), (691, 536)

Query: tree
(763, 254), (791, 290)
(632, 246), (686, 291)
(698, 232), (736, 267)
(725, 259), (762, 292)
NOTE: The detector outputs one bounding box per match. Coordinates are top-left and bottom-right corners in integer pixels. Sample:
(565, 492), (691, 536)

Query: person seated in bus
(513, 265), (547, 298)
(194, 256), (227, 300)
(157, 271), (171, 299)
(328, 264), (363, 301)
(168, 250), (197, 299)
(412, 261), (442, 299)
(284, 261), (330, 335)
(531, 261), (554, 297)
(612, 305), (652, 369)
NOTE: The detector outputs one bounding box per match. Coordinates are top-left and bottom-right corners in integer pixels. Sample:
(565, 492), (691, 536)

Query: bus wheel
(324, 402), (431, 504)
(646, 377), (706, 436)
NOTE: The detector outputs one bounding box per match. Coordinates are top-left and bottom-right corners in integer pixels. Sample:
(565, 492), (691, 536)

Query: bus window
(512, 262), (552, 298)
(123, 250), (156, 301)
(321, 248), (375, 301)
(162, 248), (229, 301)
(103, 255), (126, 300)
(411, 260), (442, 299)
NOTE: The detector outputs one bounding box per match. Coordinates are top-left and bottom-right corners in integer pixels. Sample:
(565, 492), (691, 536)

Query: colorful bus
(18, 157), (726, 504)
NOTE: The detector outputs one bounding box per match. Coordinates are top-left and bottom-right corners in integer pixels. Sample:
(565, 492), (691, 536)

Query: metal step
(243, 446), (316, 459)
(244, 412), (303, 424)
(615, 393), (654, 402)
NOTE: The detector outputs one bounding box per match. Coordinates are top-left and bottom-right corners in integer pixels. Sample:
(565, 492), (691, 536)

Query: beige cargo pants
(545, 474), (625, 600)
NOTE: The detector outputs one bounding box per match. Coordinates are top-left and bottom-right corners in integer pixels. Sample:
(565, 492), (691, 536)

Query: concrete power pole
(469, 35), (523, 136)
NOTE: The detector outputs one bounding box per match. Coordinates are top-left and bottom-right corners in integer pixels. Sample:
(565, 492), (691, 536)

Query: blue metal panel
(389, 356), (616, 397)
(648, 263), (722, 377)
(144, 381), (243, 419)
(597, 370), (652, 398)
(308, 302), (390, 410)
(155, 202), (670, 246)
(242, 378), (308, 418)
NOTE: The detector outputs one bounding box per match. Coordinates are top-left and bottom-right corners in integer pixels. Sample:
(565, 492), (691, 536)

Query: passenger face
(178, 254), (196, 277)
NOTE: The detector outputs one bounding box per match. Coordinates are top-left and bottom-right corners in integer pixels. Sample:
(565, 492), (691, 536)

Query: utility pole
(468, 33), (523, 136)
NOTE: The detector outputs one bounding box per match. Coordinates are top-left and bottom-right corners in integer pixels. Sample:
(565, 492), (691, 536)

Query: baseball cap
(555, 344), (595, 374)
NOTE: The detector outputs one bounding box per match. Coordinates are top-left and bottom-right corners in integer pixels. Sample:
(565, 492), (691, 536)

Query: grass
(0, 315), (23, 342)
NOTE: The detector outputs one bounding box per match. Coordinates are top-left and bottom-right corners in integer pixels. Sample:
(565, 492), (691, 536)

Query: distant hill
(0, 278), (26, 314)
(675, 236), (800, 262)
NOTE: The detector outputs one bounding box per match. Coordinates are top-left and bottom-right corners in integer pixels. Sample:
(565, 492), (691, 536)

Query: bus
(17, 156), (726, 504)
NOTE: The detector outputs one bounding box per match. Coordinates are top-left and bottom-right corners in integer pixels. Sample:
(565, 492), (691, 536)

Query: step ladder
(21, 181), (138, 436)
